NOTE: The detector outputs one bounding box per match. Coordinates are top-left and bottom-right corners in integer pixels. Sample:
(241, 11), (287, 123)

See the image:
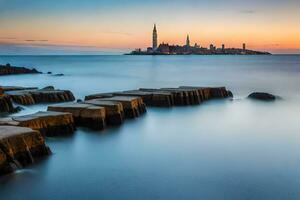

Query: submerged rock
(0, 126), (51, 175)
(248, 92), (276, 101)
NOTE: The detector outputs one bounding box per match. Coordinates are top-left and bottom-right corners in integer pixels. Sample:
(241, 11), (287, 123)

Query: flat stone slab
(113, 90), (174, 107)
(0, 126), (50, 175)
(0, 111), (75, 137)
(95, 96), (147, 119)
(1, 86), (38, 92)
(5, 87), (75, 105)
(48, 103), (106, 130)
(84, 99), (124, 126)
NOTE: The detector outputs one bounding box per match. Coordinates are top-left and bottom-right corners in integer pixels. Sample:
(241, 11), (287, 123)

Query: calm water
(1, 55), (300, 200)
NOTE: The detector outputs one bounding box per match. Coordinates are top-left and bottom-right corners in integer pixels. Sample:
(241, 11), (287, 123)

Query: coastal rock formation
(48, 103), (106, 130)
(0, 126), (51, 175)
(5, 87), (75, 105)
(0, 63), (41, 75)
(0, 94), (15, 113)
(0, 111), (75, 137)
(248, 92), (276, 101)
(84, 99), (124, 126)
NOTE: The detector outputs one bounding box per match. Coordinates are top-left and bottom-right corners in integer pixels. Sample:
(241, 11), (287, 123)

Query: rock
(47, 71), (52, 74)
(53, 73), (64, 76)
(48, 103), (106, 130)
(248, 92), (276, 101)
(5, 87), (75, 105)
(0, 64), (41, 75)
(0, 94), (15, 113)
(42, 86), (55, 90)
(0, 126), (51, 175)
(98, 96), (146, 119)
(84, 99), (124, 126)
(0, 111), (75, 137)
(0, 86), (38, 92)
(77, 99), (83, 103)
(113, 90), (174, 107)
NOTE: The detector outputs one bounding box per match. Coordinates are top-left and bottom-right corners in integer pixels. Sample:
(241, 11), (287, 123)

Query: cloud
(25, 39), (49, 42)
(240, 10), (255, 14)
(0, 37), (17, 40)
(102, 31), (133, 36)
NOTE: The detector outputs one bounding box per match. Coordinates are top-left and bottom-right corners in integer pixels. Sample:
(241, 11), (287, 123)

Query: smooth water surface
(0, 55), (300, 200)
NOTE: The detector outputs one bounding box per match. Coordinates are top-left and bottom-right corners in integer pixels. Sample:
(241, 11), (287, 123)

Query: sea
(0, 55), (300, 200)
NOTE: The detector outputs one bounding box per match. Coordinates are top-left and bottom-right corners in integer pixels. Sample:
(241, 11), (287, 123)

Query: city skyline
(0, 0), (300, 54)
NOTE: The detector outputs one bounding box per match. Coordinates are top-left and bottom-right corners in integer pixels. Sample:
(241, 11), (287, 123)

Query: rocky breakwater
(5, 86), (75, 105)
(0, 111), (75, 137)
(85, 94), (146, 119)
(0, 63), (41, 75)
(0, 126), (51, 175)
(48, 103), (106, 130)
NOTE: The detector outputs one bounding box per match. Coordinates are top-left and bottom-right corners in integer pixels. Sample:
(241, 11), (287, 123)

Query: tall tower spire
(152, 24), (158, 50)
(186, 34), (190, 47)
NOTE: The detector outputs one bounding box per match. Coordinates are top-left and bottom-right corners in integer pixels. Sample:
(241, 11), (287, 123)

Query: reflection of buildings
(129, 24), (270, 55)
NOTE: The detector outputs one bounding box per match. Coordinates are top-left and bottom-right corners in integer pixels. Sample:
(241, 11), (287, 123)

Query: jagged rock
(0, 111), (75, 137)
(248, 92), (276, 101)
(47, 71), (52, 74)
(98, 96), (146, 118)
(48, 103), (106, 130)
(84, 99), (124, 126)
(0, 126), (51, 175)
(0, 64), (41, 75)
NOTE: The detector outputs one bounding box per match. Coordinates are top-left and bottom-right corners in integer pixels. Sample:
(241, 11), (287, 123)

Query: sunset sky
(0, 0), (299, 54)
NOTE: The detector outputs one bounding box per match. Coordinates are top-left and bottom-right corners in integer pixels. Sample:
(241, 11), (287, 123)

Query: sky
(0, 0), (300, 54)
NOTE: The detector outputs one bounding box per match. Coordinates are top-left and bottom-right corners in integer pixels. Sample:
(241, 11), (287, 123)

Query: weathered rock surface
(248, 92), (276, 101)
(0, 94), (15, 113)
(5, 87), (75, 105)
(91, 96), (147, 119)
(0, 111), (75, 137)
(84, 99), (124, 125)
(0, 126), (51, 175)
(113, 90), (174, 107)
(48, 103), (106, 130)
(0, 64), (41, 75)
(0, 86), (38, 92)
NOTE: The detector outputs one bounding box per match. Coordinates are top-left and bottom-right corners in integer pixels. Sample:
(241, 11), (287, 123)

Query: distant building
(186, 35), (190, 47)
(128, 24), (270, 55)
(243, 43), (246, 51)
(153, 24), (158, 50)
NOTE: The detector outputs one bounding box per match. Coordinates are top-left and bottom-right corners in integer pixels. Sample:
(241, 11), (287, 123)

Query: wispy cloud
(102, 31), (133, 36)
(240, 10), (256, 14)
(0, 37), (17, 40)
(25, 39), (49, 42)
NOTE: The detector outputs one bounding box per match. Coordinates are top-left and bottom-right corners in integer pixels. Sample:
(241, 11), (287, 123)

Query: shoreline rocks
(0, 126), (51, 175)
(248, 92), (276, 101)
(0, 64), (41, 75)
(0, 111), (75, 137)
